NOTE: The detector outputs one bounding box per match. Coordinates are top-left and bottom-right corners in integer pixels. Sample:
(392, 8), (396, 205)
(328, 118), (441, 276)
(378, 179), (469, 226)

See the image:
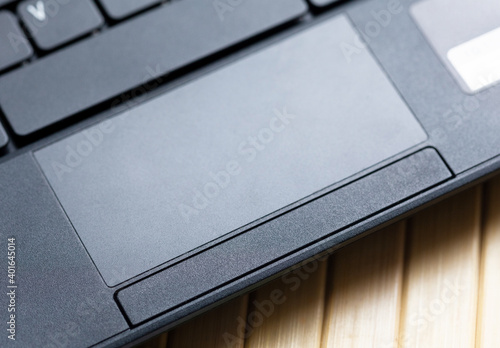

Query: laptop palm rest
(35, 15), (427, 286)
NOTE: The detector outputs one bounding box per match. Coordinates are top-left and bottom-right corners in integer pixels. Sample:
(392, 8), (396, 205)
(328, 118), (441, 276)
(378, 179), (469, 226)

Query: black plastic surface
(18, 0), (104, 51)
(98, 0), (162, 20)
(0, 155), (128, 347)
(35, 14), (426, 286)
(347, 0), (500, 174)
(0, 0), (307, 136)
(117, 148), (451, 325)
(410, 0), (500, 93)
(0, 11), (33, 71)
(0, 0), (14, 7)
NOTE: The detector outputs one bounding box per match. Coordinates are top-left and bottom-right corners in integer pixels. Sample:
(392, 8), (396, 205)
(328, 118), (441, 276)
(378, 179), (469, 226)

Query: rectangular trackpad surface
(35, 15), (426, 286)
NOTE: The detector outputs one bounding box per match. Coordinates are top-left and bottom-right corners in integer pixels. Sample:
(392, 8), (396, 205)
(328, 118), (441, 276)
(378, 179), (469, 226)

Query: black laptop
(0, 0), (499, 346)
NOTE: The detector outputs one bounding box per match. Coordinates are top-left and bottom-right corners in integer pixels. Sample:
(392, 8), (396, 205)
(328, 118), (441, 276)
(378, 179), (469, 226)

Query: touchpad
(35, 15), (426, 286)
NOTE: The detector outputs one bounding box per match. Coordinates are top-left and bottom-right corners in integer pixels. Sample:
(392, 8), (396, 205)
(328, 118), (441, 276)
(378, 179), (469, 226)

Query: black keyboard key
(98, 0), (162, 20)
(18, 0), (104, 50)
(0, 122), (8, 151)
(0, 0), (307, 136)
(0, 11), (32, 71)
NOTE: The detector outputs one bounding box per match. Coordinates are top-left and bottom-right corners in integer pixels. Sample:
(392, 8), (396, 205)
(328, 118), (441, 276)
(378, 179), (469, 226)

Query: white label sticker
(448, 27), (500, 92)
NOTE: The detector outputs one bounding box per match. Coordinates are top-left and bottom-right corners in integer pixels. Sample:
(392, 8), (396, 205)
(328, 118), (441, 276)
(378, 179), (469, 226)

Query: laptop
(0, 0), (499, 346)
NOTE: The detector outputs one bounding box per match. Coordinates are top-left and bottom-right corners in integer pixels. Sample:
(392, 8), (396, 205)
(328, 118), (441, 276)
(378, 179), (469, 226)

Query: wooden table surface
(134, 176), (500, 348)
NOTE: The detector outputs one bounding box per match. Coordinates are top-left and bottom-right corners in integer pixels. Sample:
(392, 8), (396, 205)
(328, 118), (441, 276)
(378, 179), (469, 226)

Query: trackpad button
(35, 15), (426, 286)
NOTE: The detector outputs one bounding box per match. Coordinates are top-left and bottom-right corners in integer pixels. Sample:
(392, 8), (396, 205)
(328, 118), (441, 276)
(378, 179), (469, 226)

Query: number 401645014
(7, 238), (16, 285)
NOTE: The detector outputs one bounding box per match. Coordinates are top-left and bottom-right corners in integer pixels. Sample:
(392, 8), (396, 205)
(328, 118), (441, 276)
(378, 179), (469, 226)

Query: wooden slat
(399, 187), (481, 348)
(321, 221), (406, 348)
(167, 295), (248, 348)
(476, 178), (500, 348)
(137, 333), (168, 348)
(245, 259), (328, 348)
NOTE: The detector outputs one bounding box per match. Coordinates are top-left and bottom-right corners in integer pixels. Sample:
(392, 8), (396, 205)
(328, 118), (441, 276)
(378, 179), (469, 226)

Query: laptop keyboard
(0, 0), (334, 152)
